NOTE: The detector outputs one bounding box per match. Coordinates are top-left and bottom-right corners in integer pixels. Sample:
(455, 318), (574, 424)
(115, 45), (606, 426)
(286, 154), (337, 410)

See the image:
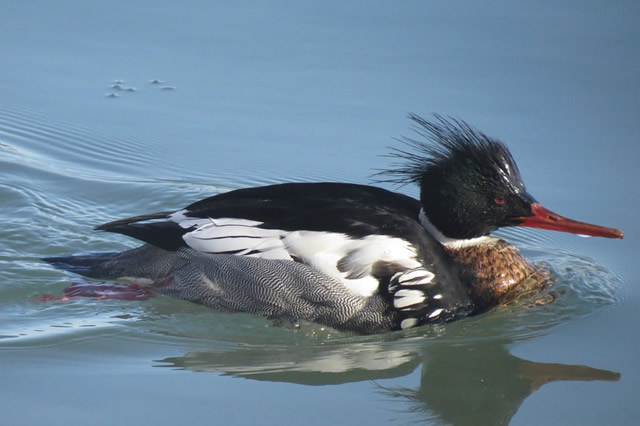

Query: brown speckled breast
(444, 238), (552, 310)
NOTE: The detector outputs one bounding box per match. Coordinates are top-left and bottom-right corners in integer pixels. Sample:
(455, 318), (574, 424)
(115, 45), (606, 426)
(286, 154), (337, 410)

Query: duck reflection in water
(155, 335), (619, 426)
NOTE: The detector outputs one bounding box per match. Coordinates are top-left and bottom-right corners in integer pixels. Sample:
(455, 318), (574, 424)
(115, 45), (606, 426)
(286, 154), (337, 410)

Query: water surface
(1, 1), (639, 425)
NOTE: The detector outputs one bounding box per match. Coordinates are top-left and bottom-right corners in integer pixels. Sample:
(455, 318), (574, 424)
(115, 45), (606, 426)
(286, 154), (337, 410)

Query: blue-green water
(1, 1), (639, 425)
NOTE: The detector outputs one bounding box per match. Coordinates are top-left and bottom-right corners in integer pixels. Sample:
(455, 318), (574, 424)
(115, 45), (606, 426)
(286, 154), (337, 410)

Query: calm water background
(1, 1), (639, 425)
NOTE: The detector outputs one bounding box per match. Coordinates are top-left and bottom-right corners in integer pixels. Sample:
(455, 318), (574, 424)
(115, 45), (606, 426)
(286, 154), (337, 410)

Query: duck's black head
(381, 114), (623, 241)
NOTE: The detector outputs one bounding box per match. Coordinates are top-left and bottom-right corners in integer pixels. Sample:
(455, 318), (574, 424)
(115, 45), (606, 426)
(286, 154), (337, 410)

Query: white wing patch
(182, 219), (290, 259)
(335, 235), (421, 279)
(171, 213), (422, 298)
(284, 232), (421, 297)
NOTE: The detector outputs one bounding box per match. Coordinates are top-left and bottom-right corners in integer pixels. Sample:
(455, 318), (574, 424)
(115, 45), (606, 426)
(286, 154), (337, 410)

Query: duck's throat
(443, 238), (550, 308)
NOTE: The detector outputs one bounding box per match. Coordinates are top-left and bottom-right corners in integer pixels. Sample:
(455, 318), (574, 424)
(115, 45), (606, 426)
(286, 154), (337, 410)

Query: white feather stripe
(428, 308), (444, 318)
(203, 217), (263, 227)
(399, 269), (433, 283)
(410, 276), (436, 286)
(183, 235), (291, 259)
(419, 209), (497, 248)
(184, 236), (276, 252)
(181, 219), (284, 254)
(189, 224), (280, 238)
(394, 289), (426, 309)
(172, 213), (264, 230)
(397, 270), (435, 285)
(168, 209), (189, 222)
(400, 318), (418, 329)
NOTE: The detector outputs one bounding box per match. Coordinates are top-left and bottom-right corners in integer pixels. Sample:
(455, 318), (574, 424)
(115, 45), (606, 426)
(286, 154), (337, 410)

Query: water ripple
(0, 104), (163, 182)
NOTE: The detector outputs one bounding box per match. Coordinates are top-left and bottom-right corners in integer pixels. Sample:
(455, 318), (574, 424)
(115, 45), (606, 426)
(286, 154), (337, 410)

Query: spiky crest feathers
(376, 113), (524, 193)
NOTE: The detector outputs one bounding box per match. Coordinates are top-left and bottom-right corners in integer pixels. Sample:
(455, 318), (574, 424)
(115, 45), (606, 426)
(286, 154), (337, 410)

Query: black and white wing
(96, 182), (439, 297)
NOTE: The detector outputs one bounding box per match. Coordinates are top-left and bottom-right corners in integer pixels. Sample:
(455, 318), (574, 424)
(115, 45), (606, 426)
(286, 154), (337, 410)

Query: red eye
(494, 197), (506, 205)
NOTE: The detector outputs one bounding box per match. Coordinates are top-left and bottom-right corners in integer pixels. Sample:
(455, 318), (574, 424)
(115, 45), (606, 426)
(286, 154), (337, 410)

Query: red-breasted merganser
(45, 114), (623, 334)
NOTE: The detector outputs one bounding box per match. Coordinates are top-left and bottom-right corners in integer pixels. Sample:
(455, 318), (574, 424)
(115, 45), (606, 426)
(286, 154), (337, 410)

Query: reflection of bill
(381, 341), (619, 425)
(157, 339), (619, 425)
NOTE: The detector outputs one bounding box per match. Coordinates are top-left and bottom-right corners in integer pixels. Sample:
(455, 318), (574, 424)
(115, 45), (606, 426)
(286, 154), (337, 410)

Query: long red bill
(516, 203), (624, 239)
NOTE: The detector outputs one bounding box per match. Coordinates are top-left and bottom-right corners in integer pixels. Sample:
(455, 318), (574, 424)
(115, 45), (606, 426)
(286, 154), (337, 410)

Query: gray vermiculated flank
(46, 245), (399, 334)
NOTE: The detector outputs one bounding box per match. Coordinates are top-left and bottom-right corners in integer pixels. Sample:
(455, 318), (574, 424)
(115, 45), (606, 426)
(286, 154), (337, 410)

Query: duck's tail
(43, 244), (180, 282)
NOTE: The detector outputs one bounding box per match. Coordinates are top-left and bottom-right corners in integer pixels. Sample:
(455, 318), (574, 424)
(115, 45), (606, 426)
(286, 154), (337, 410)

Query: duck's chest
(444, 240), (550, 307)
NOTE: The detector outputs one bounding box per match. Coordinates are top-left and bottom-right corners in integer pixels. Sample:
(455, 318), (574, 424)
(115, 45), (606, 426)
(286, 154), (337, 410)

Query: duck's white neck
(418, 209), (496, 249)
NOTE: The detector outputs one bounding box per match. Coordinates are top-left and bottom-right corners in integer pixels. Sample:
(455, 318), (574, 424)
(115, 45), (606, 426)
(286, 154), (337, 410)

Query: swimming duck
(46, 114), (623, 334)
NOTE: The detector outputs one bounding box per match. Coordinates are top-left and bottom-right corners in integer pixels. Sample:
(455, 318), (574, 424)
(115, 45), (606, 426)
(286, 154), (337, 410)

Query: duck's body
(45, 115), (623, 334)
